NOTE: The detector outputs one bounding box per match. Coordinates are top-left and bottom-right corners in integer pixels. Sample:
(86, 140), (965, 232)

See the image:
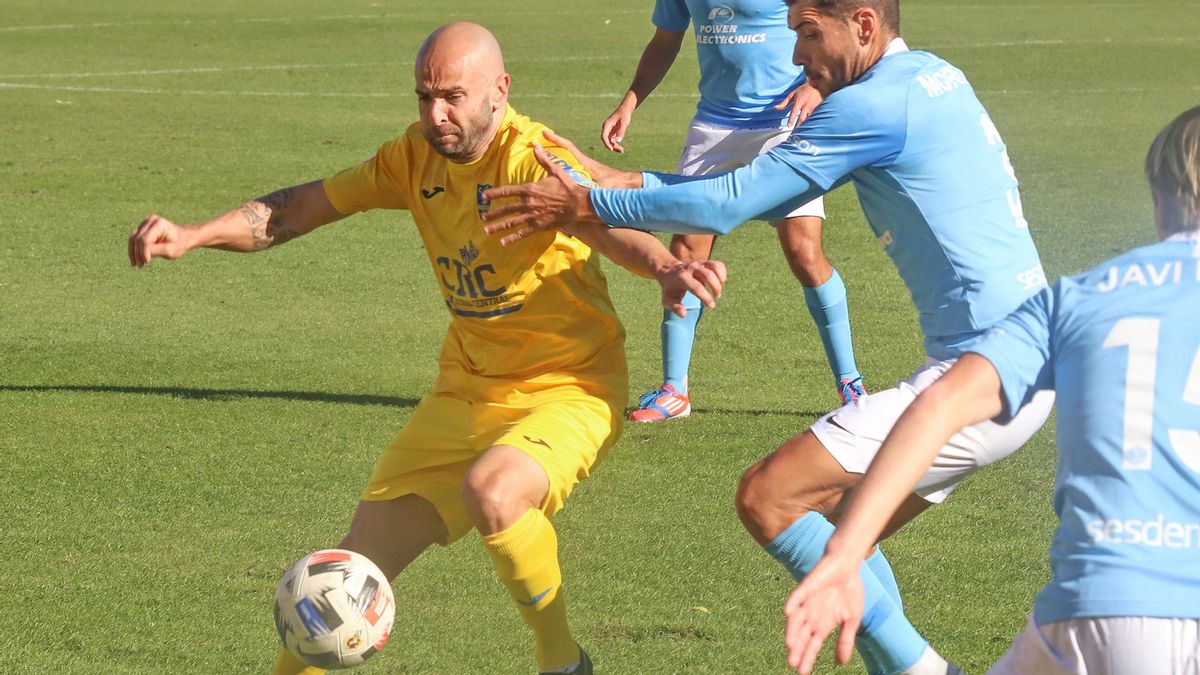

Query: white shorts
(676, 118), (825, 221)
(810, 357), (1055, 503)
(989, 614), (1200, 675)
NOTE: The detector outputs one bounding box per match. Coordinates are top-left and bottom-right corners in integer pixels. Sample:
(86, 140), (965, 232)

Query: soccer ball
(273, 549), (395, 670)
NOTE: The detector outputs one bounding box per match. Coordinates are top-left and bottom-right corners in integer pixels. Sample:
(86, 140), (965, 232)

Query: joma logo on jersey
(437, 242), (505, 299)
(476, 183), (492, 219)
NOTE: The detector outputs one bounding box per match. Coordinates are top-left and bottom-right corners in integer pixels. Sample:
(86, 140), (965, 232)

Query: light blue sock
(764, 513), (927, 674)
(660, 291), (704, 391)
(802, 269), (861, 384)
(867, 546), (904, 610)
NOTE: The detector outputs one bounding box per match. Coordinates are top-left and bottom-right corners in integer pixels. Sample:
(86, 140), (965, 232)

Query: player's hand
(482, 144), (598, 246)
(600, 97), (636, 153)
(776, 81), (825, 128)
(658, 260), (727, 318)
(542, 130), (640, 189)
(128, 214), (194, 268)
(783, 550), (863, 674)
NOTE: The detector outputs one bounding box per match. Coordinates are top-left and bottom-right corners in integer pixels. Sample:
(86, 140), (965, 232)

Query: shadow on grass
(5, 385), (826, 418)
(0, 384), (421, 409)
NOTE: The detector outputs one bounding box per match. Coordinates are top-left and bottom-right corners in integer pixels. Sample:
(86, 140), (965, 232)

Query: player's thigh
(812, 358), (1054, 504)
(486, 386), (622, 519)
(746, 431), (859, 509)
(989, 615), (1200, 675)
(362, 393), (483, 546)
(737, 430), (863, 544)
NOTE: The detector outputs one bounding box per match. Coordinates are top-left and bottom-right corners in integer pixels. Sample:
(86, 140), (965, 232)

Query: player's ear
(493, 73), (511, 109)
(853, 7), (876, 45)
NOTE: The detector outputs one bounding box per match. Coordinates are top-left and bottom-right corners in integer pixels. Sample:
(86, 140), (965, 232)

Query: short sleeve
(514, 135), (596, 188)
(322, 137), (411, 214)
(969, 286), (1057, 421)
(651, 0), (691, 32)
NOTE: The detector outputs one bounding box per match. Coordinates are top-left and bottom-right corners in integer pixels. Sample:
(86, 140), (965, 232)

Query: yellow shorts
(362, 383), (623, 545)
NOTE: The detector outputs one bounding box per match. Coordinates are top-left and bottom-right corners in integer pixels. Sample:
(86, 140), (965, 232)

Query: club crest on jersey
(459, 241), (480, 266)
(476, 183), (492, 219)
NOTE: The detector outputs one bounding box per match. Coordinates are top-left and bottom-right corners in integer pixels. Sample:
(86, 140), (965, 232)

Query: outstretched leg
(736, 431), (947, 675)
(272, 495), (447, 675)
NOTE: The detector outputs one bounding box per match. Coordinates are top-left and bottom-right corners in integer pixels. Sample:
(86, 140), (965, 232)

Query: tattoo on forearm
(245, 186), (301, 250)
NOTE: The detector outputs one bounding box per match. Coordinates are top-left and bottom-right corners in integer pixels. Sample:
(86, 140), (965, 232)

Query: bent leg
(736, 432), (941, 675)
(464, 445), (579, 672)
(776, 214), (862, 393)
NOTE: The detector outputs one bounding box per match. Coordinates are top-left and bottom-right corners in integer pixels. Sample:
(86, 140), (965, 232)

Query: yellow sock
(482, 508), (580, 671)
(271, 648), (325, 675)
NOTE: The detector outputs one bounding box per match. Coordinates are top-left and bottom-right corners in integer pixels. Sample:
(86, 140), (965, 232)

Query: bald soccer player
(127, 23), (726, 675)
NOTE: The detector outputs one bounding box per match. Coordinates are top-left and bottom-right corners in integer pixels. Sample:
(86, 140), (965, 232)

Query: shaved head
(414, 22), (511, 163)
(416, 22), (506, 82)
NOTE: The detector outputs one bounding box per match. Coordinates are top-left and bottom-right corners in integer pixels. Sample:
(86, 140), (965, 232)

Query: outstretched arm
(128, 180), (345, 267)
(483, 149), (826, 244)
(601, 28), (686, 153)
(782, 354), (1005, 674)
(568, 223), (726, 317)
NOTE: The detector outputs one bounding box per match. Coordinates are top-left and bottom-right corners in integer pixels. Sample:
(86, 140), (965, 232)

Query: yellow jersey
(323, 105), (626, 401)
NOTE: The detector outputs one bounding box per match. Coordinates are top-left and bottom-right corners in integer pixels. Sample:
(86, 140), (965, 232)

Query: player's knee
(736, 462), (807, 544)
(782, 242), (829, 286)
(734, 461), (767, 531)
(461, 466), (533, 531)
(461, 470), (507, 518)
(736, 459), (829, 545)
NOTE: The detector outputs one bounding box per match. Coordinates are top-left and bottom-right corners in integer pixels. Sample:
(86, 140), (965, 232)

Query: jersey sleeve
(589, 150), (826, 235)
(322, 137), (411, 214)
(514, 136), (597, 188)
(651, 0), (691, 32)
(968, 285), (1058, 421)
(769, 89), (906, 190)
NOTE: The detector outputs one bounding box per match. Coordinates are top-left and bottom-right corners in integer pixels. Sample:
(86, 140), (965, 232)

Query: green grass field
(3, 1), (1198, 672)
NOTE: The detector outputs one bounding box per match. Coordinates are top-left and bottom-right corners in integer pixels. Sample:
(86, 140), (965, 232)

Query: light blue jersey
(591, 43), (1047, 357)
(653, 0), (806, 128)
(972, 232), (1200, 624)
